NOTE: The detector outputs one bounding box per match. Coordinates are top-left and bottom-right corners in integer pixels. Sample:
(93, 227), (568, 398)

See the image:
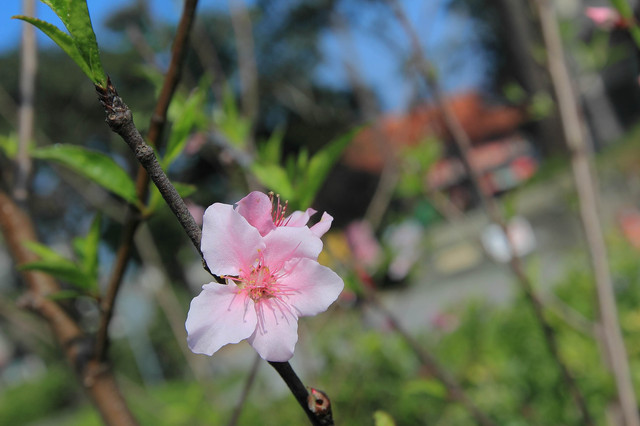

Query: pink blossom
(585, 7), (621, 29)
(236, 191), (333, 238)
(185, 196), (343, 362)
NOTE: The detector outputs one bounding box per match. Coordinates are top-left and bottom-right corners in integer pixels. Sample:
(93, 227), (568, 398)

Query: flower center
(238, 263), (278, 302)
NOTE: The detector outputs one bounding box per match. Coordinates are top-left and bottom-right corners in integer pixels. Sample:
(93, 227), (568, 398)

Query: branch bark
(534, 1), (639, 424)
(94, 0), (202, 362)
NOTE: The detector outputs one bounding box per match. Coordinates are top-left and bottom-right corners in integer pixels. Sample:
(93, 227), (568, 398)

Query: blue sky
(0, 0), (488, 112)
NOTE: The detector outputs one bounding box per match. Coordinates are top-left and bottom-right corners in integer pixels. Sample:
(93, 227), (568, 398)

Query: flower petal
(186, 283), (257, 356)
(247, 299), (299, 361)
(310, 212), (333, 237)
(201, 203), (264, 275)
(285, 208), (316, 227)
(279, 258), (344, 317)
(236, 191), (276, 236)
(262, 226), (323, 269)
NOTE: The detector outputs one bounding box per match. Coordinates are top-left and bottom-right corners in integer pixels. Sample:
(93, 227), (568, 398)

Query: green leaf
(373, 410), (396, 426)
(297, 128), (356, 209)
(251, 163), (294, 201)
(163, 88), (207, 169)
(257, 127), (285, 164)
(0, 133), (19, 159)
(31, 145), (139, 205)
(23, 241), (69, 263)
(22, 240), (94, 290)
(15, 0), (106, 86)
(19, 260), (92, 290)
(12, 16), (92, 80)
(81, 213), (101, 283)
(214, 85), (251, 149)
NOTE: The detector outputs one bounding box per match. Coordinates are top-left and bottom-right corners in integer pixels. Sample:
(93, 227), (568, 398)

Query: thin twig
(94, 0), (202, 362)
(14, 0), (36, 202)
(361, 278), (495, 426)
(387, 1), (594, 424)
(97, 43), (332, 426)
(268, 361), (334, 425)
(228, 353), (261, 426)
(534, 1), (639, 424)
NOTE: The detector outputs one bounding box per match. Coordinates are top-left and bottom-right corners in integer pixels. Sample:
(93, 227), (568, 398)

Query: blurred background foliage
(3, 0), (640, 425)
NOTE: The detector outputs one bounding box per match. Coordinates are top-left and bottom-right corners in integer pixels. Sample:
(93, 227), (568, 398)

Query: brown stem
(534, 1), (639, 424)
(268, 361), (334, 425)
(388, 1), (594, 424)
(0, 190), (138, 426)
(94, 0), (202, 362)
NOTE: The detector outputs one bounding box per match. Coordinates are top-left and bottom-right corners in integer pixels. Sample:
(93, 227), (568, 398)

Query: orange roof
(342, 92), (525, 173)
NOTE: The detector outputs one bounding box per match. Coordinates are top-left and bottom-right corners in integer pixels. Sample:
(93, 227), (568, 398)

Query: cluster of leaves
(14, 0), (106, 87)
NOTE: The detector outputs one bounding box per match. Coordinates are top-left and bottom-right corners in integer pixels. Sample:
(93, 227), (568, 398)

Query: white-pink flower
(236, 191), (334, 238)
(185, 194), (344, 362)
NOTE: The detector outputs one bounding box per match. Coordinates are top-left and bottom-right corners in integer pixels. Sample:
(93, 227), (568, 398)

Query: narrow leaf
(19, 260), (92, 290)
(31, 145), (139, 205)
(82, 213), (101, 282)
(163, 89), (207, 169)
(23, 240), (69, 263)
(12, 16), (92, 80)
(65, 0), (106, 85)
(251, 163), (294, 200)
(298, 128), (356, 209)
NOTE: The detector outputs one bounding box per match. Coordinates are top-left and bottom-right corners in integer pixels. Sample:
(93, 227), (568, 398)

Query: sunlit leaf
(19, 260), (92, 290)
(81, 213), (101, 283)
(23, 241), (68, 263)
(297, 128), (356, 209)
(14, 0), (106, 86)
(251, 163), (294, 201)
(373, 410), (396, 426)
(12, 16), (92, 80)
(0, 133), (19, 159)
(163, 87), (208, 169)
(31, 145), (139, 205)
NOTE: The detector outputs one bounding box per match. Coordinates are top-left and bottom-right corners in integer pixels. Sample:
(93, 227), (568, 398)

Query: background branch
(14, 0), (36, 202)
(0, 190), (138, 426)
(534, 1), (639, 424)
(387, 1), (593, 424)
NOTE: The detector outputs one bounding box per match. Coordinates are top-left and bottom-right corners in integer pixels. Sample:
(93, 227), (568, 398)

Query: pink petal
(279, 258), (344, 317)
(262, 227), (323, 269)
(185, 283), (257, 355)
(285, 208), (316, 227)
(201, 203), (264, 276)
(310, 212), (333, 237)
(247, 299), (299, 361)
(236, 191), (276, 236)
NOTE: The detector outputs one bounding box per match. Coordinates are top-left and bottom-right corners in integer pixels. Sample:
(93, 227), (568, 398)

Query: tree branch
(94, 0), (202, 362)
(387, 1), (594, 424)
(0, 190), (138, 426)
(534, 1), (639, 424)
